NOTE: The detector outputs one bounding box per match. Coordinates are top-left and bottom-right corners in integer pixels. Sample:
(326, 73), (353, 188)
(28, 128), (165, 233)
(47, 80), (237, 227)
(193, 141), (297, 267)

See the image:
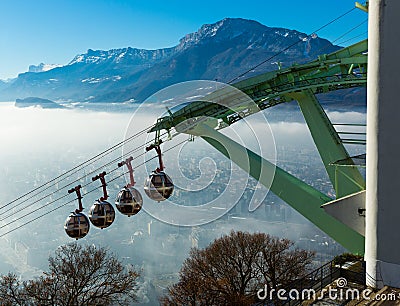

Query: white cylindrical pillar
(366, 0), (400, 289)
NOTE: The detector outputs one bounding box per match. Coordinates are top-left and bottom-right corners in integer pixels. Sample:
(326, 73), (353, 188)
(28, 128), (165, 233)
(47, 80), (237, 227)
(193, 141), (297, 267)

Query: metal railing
(255, 259), (366, 306)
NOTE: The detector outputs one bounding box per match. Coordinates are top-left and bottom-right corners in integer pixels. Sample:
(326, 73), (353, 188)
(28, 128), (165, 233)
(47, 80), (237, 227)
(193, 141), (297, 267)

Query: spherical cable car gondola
(115, 187), (143, 216)
(144, 171), (174, 202)
(88, 172), (115, 229)
(115, 157), (143, 217)
(65, 185), (90, 240)
(64, 212), (90, 240)
(144, 142), (174, 202)
(88, 199), (115, 228)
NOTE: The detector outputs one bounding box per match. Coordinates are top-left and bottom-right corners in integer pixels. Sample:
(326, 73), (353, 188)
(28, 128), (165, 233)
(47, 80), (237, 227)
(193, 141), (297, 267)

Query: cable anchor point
(146, 140), (164, 173)
(118, 156), (136, 188)
(68, 185), (83, 214)
(92, 171), (108, 201)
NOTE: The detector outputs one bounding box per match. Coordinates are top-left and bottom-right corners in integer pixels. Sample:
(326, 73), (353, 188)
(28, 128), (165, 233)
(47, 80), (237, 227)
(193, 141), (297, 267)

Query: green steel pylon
(184, 122), (364, 253)
(150, 39), (368, 253)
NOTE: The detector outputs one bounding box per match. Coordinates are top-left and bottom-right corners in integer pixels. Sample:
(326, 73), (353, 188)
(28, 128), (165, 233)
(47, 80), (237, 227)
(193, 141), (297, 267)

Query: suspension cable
(0, 5), (366, 237)
(0, 135), (187, 237)
(336, 31), (368, 46)
(0, 92), (243, 224)
(0, 129), (172, 222)
(0, 124), (153, 212)
(312, 18), (368, 56)
(331, 19), (368, 45)
(227, 6), (357, 84)
(0, 86), (255, 220)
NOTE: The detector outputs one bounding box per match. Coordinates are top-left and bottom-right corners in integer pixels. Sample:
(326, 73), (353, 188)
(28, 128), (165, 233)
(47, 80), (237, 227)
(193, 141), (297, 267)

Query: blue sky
(0, 0), (368, 80)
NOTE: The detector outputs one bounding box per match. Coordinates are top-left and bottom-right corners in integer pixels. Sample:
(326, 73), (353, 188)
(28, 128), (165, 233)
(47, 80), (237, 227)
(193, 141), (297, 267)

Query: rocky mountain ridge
(0, 18), (344, 103)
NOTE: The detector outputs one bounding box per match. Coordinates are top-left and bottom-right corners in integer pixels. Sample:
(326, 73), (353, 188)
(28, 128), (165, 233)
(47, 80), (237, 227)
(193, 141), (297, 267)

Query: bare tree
(0, 273), (28, 306)
(256, 235), (315, 294)
(0, 243), (140, 305)
(161, 231), (315, 306)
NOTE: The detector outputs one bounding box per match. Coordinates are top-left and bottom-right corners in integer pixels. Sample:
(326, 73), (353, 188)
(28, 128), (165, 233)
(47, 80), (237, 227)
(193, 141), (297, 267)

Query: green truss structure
(149, 39), (368, 254)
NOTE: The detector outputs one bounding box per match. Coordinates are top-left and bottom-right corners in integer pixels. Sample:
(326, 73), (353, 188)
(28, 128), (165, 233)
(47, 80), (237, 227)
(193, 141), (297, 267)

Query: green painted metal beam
(150, 40), (367, 133)
(185, 122), (364, 253)
(149, 39), (369, 253)
(289, 90), (366, 198)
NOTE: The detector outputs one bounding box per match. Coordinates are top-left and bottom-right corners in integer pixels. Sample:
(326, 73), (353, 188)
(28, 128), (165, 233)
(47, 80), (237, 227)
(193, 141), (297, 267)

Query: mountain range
(0, 18), (364, 105)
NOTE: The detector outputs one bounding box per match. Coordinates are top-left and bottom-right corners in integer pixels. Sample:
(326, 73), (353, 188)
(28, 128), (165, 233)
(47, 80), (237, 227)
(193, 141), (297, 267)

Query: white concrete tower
(366, 0), (400, 288)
